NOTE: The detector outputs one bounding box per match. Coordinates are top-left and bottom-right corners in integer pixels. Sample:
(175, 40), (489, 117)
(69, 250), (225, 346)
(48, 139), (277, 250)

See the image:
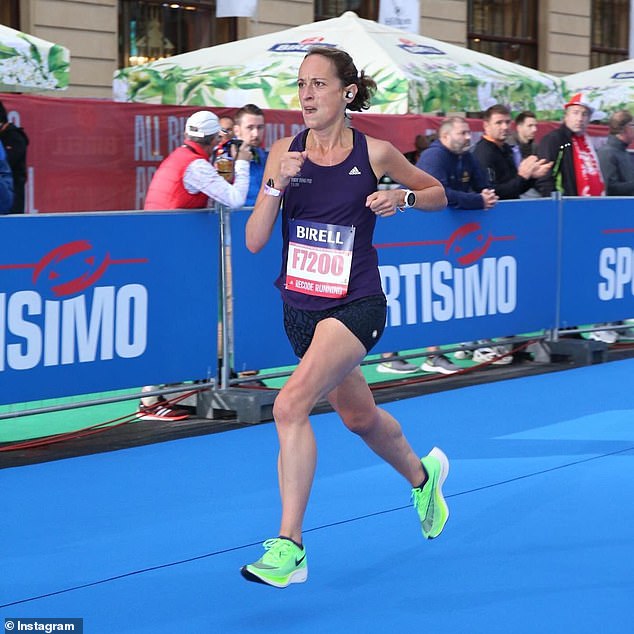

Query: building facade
(4, 0), (631, 98)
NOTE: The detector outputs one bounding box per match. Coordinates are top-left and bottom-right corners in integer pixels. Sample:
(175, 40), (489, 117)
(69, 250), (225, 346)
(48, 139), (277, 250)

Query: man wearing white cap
(535, 93), (605, 197)
(145, 110), (252, 211)
(140, 110), (253, 421)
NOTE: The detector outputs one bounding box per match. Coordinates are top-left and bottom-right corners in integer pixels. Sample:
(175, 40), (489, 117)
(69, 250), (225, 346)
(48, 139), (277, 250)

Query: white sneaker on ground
(421, 355), (461, 374)
(473, 345), (513, 365)
(587, 329), (619, 344)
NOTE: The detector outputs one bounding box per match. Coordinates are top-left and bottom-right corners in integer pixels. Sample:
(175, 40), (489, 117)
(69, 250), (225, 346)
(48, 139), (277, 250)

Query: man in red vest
(140, 110), (253, 421)
(145, 110), (252, 211)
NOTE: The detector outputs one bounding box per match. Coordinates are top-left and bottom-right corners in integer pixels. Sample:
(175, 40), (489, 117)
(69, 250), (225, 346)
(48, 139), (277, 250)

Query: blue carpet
(2, 360), (633, 633)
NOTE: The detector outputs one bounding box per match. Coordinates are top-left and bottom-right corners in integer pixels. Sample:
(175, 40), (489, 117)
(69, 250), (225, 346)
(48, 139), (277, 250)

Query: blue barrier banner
(0, 212), (217, 405)
(559, 197), (634, 326)
(231, 199), (559, 371)
(231, 210), (293, 370)
(374, 198), (559, 349)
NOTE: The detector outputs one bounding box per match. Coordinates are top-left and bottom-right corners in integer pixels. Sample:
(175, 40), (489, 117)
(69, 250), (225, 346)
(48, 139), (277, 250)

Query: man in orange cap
(537, 95), (616, 344)
(535, 93), (605, 197)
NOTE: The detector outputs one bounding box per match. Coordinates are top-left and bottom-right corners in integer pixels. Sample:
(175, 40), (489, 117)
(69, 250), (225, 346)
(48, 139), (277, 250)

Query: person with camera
(140, 110), (252, 421)
(232, 103), (268, 206)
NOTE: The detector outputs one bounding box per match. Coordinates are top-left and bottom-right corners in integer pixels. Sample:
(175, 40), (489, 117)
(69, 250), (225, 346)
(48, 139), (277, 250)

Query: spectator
(597, 109), (634, 342)
(404, 133), (435, 165)
(537, 94), (617, 343)
(473, 104), (551, 200)
(417, 116), (498, 210)
(0, 101), (28, 214)
(140, 110), (253, 421)
(233, 103), (268, 206)
(0, 140), (13, 213)
(597, 109), (634, 195)
(536, 93), (605, 197)
(218, 116), (235, 145)
(511, 110), (543, 198)
(472, 105), (552, 364)
(415, 117), (500, 373)
(217, 105), (269, 385)
(510, 110), (539, 163)
(212, 115), (236, 178)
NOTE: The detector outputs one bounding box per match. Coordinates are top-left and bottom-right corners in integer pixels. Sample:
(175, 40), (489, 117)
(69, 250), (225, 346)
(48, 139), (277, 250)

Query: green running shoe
(412, 447), (450, 539)
(241, 537), (308, 588)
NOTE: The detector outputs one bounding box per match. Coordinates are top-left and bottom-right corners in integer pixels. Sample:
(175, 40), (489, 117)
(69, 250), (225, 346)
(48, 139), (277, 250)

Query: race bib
(286, 219), (355, 298)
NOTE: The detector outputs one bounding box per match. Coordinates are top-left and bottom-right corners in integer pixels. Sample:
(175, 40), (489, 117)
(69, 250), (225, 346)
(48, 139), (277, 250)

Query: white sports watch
(398, 189), (416, 212)
(403, 189), (416, 208)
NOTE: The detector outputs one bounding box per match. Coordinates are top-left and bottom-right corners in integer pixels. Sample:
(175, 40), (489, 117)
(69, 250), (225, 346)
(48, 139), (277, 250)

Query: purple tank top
(275, 128), (382, 309)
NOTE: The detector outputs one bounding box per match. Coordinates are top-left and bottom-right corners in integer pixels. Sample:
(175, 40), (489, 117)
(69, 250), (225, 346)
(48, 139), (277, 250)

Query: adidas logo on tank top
(348, 166), (361, 175)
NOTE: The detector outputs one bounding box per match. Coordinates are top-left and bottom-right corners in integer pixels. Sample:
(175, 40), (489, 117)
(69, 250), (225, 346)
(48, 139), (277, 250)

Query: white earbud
(345, 91), (353, 99)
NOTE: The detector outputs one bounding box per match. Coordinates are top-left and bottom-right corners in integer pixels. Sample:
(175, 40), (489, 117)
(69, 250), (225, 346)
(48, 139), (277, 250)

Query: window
(467, 0), (538, 68)
(0, 0), (20, 29)
(591, 0), (629, 67)
(315, 0), (378, 21)
(119, 0), (236, 68)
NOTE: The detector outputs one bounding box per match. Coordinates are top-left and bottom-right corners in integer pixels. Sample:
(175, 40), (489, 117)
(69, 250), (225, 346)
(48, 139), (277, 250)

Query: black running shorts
(282, 294), (387, 358)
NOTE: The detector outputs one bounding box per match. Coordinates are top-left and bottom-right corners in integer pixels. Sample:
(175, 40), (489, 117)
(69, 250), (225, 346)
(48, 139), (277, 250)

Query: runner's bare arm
(366, 137), (446, 217)
(245, 136), (300, 253)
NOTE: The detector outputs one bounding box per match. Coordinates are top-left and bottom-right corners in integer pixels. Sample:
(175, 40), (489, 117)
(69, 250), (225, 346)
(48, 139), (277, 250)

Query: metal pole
(553, 190), (563, 342)
(218, 203), (232, 390)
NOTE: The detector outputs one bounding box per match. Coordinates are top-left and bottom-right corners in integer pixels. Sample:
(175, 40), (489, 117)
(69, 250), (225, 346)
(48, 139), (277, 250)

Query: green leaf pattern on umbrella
(115, 56), (563, 118)
(562, 79), (633, 119)
(403, 61), (562, 119)
(116, 61), (307, 109)
(48, 45), (69, 88)
(0, 43), (18, 60)
(0, 33), (69, 90)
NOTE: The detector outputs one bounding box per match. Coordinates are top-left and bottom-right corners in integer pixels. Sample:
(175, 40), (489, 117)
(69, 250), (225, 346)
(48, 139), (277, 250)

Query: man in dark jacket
(536, 93), (605, 197)
(510, 110), (539, 161)
(0, 101), (29, 214)
(597, 109), (634, 195)
(473, 104), (551, 200)
(417, 116), (498, 210)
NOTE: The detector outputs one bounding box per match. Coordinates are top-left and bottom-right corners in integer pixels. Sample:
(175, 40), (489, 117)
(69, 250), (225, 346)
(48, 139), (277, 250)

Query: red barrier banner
(0, 93), (609, 214)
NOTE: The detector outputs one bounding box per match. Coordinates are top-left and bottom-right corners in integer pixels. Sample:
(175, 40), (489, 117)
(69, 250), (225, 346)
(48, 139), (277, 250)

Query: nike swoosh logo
(295, 553), (306, 566)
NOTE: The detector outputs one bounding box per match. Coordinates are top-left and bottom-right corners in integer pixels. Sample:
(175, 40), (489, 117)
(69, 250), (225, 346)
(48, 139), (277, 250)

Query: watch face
(406, 191), (416, 207)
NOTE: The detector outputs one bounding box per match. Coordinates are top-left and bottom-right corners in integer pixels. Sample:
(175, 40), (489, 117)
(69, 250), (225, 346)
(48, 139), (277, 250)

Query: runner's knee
(273, 388), (312, 426)
(341, 405), (379, 436)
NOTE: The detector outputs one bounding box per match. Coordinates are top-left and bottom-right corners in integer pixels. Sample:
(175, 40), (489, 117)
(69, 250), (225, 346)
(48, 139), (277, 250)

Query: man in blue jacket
(417, 116), (498, 210)
(417, 117), (507, 370)
(233, 103), (268, 207)
(0, 140), (14, 213)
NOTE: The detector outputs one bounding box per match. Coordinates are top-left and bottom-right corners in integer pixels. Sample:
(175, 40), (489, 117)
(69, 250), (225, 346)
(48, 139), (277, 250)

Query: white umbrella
(0, 24), (69, 92)
(563, 59), (634, 118)
(114, 11), (563, 118)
